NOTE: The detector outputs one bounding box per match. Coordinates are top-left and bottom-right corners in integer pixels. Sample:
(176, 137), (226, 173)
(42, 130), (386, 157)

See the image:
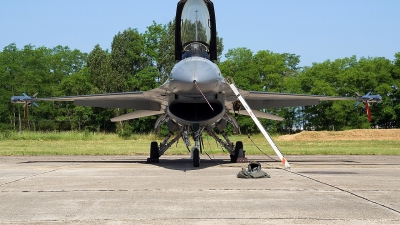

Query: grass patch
(0, 131), (399, 156)
(275, 140), (400, 155)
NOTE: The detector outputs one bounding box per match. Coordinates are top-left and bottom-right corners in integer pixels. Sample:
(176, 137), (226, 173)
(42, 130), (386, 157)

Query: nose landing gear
(192, 148), (200, 167)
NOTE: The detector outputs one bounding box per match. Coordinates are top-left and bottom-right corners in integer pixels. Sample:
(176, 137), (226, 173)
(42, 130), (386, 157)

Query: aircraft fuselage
(167, 56), (226, 126)
(169, 56), (223, 96)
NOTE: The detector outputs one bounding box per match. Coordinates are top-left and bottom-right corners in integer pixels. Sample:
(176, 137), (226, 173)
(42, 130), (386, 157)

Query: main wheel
(193, 148), (200, 167)
(147, 141), (159, 163)
(235, 141), (245, 158)
(230, 141), (244, 163)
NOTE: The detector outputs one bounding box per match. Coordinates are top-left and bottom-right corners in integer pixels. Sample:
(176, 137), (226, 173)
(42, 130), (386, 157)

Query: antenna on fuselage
(193, 80), (214, 111)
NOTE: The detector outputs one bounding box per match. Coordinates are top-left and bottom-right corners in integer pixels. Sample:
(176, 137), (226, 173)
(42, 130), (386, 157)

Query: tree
(87, 44), (112, 93)
(111, 28), (147, 92)
(0, 44), (23, 130)
(56, 67), (94, 131)
(219, 49), (302, 133)
(0, 44), (88, 131)
(297, 56), (398, 130)
(2, 19), (399, 133)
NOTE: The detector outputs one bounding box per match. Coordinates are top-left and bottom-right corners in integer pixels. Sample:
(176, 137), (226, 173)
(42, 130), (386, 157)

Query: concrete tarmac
(0, 155), (399, 224)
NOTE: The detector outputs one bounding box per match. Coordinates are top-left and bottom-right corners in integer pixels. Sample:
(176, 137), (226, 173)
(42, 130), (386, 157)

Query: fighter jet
(11, 0), (381, 167)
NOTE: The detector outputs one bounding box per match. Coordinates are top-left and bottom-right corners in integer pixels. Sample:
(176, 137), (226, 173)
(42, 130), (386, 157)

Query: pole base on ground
(237, 157), (248, 163)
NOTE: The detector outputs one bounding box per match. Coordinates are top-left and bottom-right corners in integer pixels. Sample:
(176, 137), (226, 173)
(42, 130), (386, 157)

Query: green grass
(0, 131), (399, 156)
(275, 140), (400, 155)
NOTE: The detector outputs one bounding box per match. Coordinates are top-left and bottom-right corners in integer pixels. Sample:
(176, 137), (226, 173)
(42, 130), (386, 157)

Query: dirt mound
(277, 129), (400, 141)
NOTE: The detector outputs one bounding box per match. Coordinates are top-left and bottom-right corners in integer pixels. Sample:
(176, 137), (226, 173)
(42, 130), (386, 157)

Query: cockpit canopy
(181, 0), (211, 46)
(175, 0), (217, 61)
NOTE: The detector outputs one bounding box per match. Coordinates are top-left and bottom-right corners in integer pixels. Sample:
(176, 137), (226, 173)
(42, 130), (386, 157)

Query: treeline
(220, 48), (400, 132)
(1, 21), (399, 135)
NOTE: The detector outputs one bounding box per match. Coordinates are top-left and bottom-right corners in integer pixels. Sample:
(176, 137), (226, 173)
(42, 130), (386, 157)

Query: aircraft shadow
(22, 156), (258, 171)
(24, 155), (368, 171)
(152, 157), (230, 171)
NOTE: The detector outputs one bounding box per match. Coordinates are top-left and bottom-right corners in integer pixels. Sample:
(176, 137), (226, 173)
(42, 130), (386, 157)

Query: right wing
(34, 87), (169, 111)
(110, 110), (165, 122)
(12, 86), (172, 121)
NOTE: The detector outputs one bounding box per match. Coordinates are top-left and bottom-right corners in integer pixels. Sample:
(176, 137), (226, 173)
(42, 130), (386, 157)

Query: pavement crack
(0, 164), (80, 187)
(282, 168), (400, 215)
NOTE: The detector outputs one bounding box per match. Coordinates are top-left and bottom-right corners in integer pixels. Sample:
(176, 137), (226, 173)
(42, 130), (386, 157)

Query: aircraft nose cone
(170, 57), (222, 94)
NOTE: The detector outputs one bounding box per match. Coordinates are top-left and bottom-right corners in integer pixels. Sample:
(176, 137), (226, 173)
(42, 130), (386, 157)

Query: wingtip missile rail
(355, 92), (382, 104)
(355, 92), (382, 122)
(11, 93), (39, 107)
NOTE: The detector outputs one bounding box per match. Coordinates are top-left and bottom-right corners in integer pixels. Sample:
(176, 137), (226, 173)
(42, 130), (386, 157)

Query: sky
(1, 0), (399, 67)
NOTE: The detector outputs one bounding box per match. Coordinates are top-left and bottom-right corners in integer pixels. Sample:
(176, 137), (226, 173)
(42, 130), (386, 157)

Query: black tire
(230, 154), (236, 163)
(150, 141), (159, 159)
(231, 141), (244, 163)
(235, 141), (244, 158)
(193, 148), (200, 167)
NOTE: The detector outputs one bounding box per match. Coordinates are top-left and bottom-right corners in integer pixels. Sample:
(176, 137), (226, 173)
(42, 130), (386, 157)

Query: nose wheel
(193, 148), (200, 167)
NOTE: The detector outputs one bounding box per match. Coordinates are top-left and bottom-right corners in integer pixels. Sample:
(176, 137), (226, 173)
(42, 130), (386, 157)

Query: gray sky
(1, 0), (399, 66)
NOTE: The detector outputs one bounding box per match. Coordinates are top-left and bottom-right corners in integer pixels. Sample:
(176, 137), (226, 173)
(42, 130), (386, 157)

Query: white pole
(229, 83), (290, 169)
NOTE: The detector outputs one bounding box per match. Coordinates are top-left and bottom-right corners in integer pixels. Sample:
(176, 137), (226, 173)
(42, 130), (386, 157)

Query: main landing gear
(146, 141), (202, 167)
(146, 114), (246, 167)
(230, 141), (245, 163)
(147, 141), (160, 163)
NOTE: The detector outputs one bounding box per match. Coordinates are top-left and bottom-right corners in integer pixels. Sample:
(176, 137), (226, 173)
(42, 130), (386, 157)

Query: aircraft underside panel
(168, 100), (224, 126)
(75, 99), (161, 110)
(246, 99), (320, 109)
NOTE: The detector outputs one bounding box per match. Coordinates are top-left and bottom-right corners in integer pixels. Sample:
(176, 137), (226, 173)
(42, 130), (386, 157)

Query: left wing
(240, 90), (355, 109)
(222, 83), (355, 110)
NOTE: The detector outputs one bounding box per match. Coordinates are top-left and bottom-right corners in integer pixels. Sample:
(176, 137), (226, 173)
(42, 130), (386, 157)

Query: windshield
(181, 0), (211, 46)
